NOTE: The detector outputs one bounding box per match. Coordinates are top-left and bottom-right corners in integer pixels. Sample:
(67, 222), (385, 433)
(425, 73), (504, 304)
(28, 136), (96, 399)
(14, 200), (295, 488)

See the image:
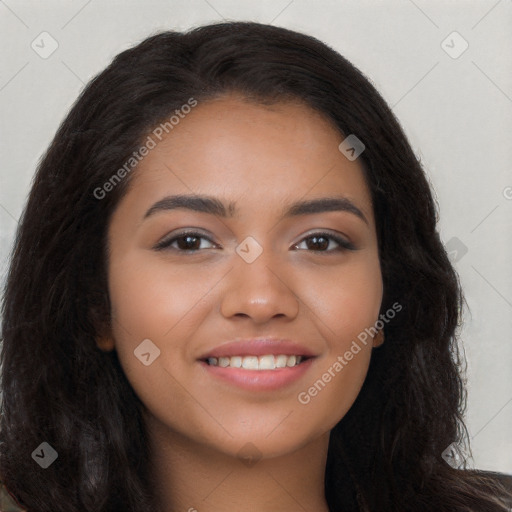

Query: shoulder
(0, 480), (26, 512)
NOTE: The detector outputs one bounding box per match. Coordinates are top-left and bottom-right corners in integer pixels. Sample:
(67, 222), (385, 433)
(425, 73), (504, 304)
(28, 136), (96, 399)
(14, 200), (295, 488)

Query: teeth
(207, 354), (303, 370)
(230, 356), (242, 368)
(275, 355), (288, 368)
(242, 356), (259, 370)
(259, 355), (275, 370)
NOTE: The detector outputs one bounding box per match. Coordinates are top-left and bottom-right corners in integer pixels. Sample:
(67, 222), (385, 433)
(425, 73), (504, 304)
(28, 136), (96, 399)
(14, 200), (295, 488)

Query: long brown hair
(1, 21), (510, 511)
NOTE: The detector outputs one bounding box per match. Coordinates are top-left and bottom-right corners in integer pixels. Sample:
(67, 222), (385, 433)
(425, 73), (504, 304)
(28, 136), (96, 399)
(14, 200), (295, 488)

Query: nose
(220, 247), (300, 324)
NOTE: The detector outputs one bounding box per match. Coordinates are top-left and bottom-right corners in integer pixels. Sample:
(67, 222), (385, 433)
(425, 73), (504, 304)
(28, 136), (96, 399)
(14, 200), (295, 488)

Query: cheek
(106, 252), (213, 396)
(296, 251), (383, 345)
(106, 252), (218, 429)
(108, 251), (214, 340)
(290, 254), (382, 421)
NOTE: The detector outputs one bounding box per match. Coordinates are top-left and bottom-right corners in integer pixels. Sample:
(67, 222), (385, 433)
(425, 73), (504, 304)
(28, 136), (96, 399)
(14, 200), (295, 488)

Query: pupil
(309, 236), (328, 251)
(179, 235), (199, 250)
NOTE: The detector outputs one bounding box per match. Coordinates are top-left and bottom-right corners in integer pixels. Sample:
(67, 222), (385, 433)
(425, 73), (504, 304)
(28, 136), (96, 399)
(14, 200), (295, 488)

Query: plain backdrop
(0, 0), (511, 474)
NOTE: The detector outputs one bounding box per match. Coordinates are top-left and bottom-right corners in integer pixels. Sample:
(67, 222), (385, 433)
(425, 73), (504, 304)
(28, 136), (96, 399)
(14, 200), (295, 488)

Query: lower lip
(199, 358), (314, 391)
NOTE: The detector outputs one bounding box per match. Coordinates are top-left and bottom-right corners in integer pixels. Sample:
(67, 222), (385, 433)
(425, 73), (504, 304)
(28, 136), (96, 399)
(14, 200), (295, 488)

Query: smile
(200, 356), (314, 391)
(206, 354), (305, 370)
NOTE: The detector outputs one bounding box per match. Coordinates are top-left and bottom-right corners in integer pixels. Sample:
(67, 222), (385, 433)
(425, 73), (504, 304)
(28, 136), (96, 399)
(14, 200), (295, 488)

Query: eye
(292, 232), (356, 253)
(154, 231), (218, 252)
(153, 230), (356, 254)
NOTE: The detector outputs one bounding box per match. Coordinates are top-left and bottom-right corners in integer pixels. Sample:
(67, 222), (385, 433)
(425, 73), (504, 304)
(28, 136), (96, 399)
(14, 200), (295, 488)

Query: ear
(96, 333), (115, 352)
(372, 329), (385, 348)
(89, 300), (115, 352)
(91, 316), (115, 352)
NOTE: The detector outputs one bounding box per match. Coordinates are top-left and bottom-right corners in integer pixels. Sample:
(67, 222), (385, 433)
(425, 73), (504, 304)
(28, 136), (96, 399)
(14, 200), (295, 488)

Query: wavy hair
(1, 21), (510, 512)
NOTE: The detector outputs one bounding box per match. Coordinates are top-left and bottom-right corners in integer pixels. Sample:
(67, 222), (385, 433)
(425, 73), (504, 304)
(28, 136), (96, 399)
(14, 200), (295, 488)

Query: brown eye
(293, 232), (356, 253)
(154, 231), (217, 252)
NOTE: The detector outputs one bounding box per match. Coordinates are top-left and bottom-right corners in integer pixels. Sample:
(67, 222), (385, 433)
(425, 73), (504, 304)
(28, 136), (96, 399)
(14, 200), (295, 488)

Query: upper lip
(198, 337), (317, 360)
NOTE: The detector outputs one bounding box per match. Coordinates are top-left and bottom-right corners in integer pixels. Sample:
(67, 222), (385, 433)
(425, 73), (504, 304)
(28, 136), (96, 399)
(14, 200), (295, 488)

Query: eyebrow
(143, 194), (369, 225)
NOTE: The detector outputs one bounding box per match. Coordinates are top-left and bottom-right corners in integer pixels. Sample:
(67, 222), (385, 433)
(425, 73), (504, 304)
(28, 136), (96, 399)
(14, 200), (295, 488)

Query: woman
(1, 21), (511, 512)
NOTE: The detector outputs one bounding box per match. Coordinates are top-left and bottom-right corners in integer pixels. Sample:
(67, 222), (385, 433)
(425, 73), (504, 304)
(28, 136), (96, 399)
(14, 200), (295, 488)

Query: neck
(145, 415), (331, 512)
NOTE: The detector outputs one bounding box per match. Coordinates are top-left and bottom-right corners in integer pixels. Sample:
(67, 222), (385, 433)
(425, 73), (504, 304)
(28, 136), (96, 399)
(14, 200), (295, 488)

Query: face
(102, 95), (383, 460)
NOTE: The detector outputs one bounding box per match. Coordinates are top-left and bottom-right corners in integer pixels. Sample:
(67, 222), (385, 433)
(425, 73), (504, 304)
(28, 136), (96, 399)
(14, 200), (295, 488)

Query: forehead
(123, 95), (374, 225)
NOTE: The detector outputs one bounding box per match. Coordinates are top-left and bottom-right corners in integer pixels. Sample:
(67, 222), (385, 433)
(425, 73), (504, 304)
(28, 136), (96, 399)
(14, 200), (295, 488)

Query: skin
(98, 95), (383, 512)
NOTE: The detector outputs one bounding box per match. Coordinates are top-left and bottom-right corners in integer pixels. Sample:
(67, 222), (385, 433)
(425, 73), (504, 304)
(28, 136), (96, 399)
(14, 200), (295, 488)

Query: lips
(198, 337), (316, 360)
(197, 338), (317, 391)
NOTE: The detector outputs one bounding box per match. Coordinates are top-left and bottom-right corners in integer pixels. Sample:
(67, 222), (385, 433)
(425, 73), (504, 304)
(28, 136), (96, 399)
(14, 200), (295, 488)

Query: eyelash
(153, 230), (357, 254)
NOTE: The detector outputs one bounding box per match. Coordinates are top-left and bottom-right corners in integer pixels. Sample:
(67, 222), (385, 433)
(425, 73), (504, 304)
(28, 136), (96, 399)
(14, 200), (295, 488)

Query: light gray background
(0, 0), (511, 473)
